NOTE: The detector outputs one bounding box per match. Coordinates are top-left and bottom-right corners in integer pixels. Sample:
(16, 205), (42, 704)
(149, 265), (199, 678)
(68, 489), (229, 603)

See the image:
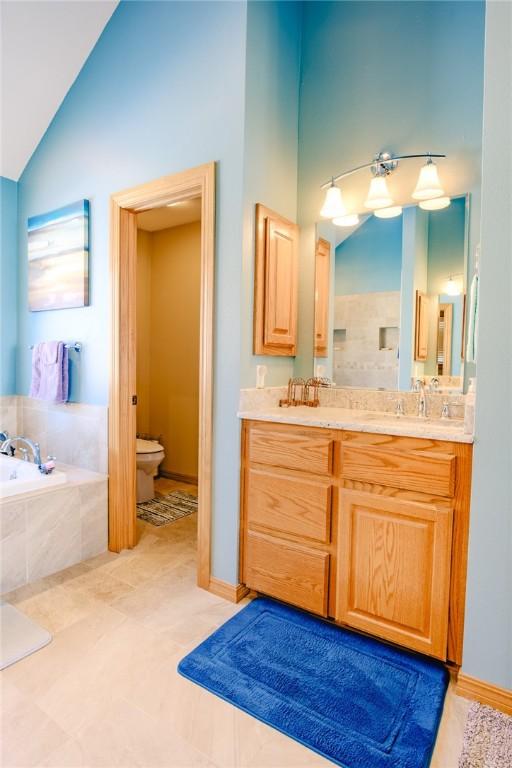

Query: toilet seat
(136, 438), (164, 454)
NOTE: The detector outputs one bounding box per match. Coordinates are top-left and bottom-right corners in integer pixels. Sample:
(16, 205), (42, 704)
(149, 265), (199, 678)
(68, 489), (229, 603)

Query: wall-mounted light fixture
(320, 151), (449, 226)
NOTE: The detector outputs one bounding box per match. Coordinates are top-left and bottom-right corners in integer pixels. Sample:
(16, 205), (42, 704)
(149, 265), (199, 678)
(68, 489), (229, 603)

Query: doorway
(108, 163), (215, 590)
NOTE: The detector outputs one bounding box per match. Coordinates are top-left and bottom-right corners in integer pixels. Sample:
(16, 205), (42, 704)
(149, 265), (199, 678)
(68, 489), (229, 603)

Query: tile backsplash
(0, 396), (108, 474)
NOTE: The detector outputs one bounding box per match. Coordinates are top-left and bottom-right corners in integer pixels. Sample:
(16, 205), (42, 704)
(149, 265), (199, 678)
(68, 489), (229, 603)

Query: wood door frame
(108, 162), (215, 590)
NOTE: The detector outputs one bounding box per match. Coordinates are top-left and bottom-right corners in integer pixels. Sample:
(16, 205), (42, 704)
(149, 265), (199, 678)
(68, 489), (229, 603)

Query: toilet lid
(136, 438), (164, 454)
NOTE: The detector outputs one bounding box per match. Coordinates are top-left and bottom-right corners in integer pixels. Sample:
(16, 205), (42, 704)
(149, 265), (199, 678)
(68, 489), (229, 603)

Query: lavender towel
(29, 341), (69, 403)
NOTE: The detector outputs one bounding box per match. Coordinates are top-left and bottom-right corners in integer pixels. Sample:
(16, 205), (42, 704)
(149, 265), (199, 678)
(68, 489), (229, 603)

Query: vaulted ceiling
(1, 1), (118, 180)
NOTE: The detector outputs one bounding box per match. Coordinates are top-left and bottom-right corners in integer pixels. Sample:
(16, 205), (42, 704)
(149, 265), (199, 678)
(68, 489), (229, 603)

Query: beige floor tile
(74, 697), (215, 768)
(1, 680), (68, 768)
(2, 604), (126, 701)
(431, 684), (471, 768)
(10, 583), (103, 634)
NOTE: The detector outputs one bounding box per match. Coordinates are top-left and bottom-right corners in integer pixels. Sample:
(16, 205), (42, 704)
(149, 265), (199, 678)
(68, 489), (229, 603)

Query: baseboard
(208, 577), (250, 604)
(456, 672), (512, 715)
(160, 470), (198, 485)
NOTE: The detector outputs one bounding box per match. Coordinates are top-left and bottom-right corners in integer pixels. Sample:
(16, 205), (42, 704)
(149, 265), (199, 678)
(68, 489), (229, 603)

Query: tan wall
(136, 221), (201, 478)
(136, 230), (152, 435)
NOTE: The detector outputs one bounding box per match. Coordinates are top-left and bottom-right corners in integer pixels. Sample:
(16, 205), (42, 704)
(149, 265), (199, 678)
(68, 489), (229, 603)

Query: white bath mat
(0, 602), (52, 670)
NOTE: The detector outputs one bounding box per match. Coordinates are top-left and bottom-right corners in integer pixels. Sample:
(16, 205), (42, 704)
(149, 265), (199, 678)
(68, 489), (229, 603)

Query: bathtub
(0, 454), (67, 499)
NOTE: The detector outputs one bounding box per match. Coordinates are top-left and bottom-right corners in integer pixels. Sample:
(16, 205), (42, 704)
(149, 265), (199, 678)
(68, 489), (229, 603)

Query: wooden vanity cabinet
(240, 420), (472, 664)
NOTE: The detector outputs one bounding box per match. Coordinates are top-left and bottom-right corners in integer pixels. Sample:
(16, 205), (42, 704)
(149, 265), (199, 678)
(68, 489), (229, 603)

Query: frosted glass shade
(412, 161), (444, 200)
(364, 176), (393, 209)
(419, 196), (451, 211)
(374, 206), (403, 219)
(320, 185), (346, 219)
(333, 213), (360, 227)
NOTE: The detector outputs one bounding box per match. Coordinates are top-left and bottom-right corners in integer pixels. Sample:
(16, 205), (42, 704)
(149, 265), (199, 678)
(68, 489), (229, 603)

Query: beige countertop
(238, 406), (474, 444)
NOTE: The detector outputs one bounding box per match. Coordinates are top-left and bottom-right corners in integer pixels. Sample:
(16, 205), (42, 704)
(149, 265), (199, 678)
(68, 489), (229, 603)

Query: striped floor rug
(137, 490), (198, 526)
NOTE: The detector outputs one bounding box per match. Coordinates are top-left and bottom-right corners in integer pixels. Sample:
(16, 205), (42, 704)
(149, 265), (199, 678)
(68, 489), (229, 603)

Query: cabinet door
(254, 204), (299, 356)
(336, 490), (453, 659)
(314, 238), (331, 357)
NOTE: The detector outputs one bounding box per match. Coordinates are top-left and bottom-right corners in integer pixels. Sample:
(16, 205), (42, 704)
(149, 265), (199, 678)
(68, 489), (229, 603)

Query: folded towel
(466, 273), (479, 363)
(29, 341), (69, 403)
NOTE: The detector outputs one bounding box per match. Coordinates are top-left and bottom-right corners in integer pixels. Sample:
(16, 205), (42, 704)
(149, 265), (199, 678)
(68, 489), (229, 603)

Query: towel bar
(29, 342), (82, 352)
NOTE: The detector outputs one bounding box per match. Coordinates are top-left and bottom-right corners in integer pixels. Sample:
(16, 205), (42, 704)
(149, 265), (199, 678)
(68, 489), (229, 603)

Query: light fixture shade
(320, 184), (346, 218)
(412, 160), (444, 200)
(333, 213), (360, 227)
(419, 196), (451, 211)
(374, 206), (403, 219)
(364, 176), (393, 209)
(445, 276), (462, 296)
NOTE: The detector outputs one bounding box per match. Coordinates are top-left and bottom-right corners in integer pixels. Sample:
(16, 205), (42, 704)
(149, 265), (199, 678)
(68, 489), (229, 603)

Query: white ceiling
(0, 0), (118, 180)
(137, 198), (202, 232)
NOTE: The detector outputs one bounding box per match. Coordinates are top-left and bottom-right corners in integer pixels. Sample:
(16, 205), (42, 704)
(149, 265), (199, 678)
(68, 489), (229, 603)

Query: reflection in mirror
(313, 194), (469, 392)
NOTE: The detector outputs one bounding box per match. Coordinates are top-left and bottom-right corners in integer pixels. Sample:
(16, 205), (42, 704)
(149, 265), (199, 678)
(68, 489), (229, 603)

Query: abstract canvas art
(28, 199), (89, 311)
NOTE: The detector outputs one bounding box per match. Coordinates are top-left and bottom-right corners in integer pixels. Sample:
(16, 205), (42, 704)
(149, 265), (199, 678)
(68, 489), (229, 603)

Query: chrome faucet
(413, 379), (428, 418)
(0, 436), (42, 466)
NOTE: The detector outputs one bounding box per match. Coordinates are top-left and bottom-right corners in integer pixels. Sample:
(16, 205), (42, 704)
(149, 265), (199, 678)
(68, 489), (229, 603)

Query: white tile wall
(0, 477), (108, 595)
(0, 396), (108, 474)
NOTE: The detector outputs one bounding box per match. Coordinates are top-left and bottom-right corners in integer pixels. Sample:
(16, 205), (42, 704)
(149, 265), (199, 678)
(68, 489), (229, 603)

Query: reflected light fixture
(445, 275), (462, 296)
(374, 206), (403, 219)
(333, 213), (360, 227)
(166, 201), (186, 207)
(419, 196), (451, 211)
(320, 181), (346, 219)
(412, 157), (445, 200)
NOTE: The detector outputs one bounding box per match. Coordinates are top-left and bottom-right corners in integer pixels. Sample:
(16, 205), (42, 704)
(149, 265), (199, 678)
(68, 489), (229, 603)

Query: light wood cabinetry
(240, 420), (472, 663)
(415, 290), (430, 361)
(253, 205), (299, 356)
(337, 490), (453, 658)
(314, 238), (331, 357)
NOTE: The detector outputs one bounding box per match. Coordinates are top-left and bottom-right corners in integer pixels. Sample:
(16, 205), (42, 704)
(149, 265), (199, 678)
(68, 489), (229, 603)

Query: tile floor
(1, 479), (472, 767)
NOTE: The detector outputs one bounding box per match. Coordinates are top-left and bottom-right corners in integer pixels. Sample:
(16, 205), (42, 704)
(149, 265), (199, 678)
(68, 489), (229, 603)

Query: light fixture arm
(320, 152), (446, 189)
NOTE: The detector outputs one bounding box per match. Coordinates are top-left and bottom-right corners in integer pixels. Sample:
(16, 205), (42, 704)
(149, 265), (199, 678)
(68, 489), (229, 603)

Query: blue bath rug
(178, 597), (448, 768)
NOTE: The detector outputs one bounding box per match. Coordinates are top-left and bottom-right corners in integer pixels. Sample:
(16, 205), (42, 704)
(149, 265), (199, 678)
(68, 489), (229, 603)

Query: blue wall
(16, 0), (248, 584)
(335, 215), (402, 296)
(240, 0), (301, 388)
(0, 177), (18, 395)
(427, 197), (466, 296)
(463, 0), (512, 690)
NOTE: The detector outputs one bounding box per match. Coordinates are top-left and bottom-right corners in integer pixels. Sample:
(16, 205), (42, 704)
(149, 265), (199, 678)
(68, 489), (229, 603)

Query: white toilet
(136, 438), (165, 503)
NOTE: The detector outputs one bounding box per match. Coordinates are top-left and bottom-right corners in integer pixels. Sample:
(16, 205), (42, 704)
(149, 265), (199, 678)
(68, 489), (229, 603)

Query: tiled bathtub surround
(0, 395), (19, 436)
(239, 385), (466, 421)
(0, 396), (108, 474)
(0, 469), (107, 595)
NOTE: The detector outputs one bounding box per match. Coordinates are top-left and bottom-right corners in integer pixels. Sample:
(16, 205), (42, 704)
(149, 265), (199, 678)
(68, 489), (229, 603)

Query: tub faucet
(0, 436), (42, 466)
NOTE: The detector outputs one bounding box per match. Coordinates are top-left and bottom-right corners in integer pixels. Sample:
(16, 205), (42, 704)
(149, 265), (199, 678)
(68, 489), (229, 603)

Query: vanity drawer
(246, 468), (332, 544)
(248, 427), (333, 476)
(340, 442), (456, 498)
(243, 531), (329, 616)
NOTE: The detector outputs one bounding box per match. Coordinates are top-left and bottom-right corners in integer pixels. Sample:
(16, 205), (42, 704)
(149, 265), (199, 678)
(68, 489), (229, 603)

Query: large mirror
(313, 194), (469, 392)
